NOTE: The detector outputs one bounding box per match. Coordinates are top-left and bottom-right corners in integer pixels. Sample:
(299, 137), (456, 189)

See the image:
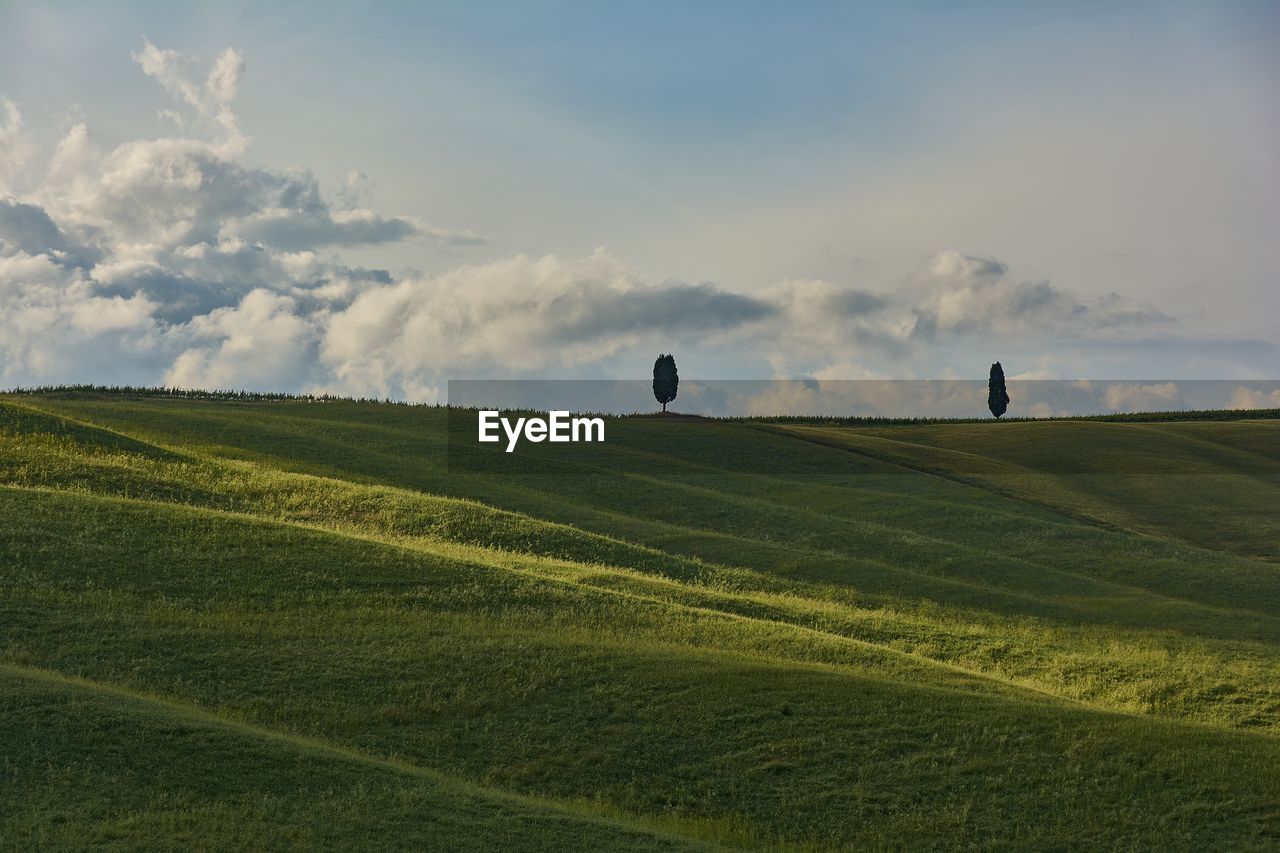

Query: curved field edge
(0, 663), (727, 852)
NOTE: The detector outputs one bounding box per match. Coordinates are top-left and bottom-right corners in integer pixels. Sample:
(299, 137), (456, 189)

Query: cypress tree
(988, 361), (1010, 418)
(653, 354), (679, 414)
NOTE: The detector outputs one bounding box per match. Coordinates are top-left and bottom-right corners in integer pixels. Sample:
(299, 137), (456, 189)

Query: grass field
(2, 390), (1279, 849)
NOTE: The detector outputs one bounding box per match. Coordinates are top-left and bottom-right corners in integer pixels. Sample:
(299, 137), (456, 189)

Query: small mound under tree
(653, 354), (679, 414)
(988, 361), (1010, 418)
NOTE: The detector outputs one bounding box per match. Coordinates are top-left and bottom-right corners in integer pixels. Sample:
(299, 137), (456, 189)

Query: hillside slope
(2, 392), (1279, 849)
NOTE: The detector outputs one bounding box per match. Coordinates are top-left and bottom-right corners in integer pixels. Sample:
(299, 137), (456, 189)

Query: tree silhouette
(988, 362), (1010, 418)
(653, 354), (679, 414)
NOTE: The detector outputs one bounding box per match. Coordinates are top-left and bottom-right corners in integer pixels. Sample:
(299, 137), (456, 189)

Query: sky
(0, 1), (1277, 404)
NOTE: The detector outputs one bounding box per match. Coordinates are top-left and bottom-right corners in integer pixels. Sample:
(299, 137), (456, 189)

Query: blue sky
(0, 2), (1277, 400)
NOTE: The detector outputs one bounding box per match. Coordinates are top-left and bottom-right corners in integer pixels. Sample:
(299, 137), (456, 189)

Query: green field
(2, 391), (1279, 850)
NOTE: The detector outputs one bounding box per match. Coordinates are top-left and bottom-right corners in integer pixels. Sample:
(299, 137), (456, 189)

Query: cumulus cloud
(0, 43), (1210, 401)
(926, 249), (1007, 284)
(736, 252), (1176, 380)
(907, 251), (1170, 343)
(0, 249), (160, 382)
(164, 289), (318, 391)
(133, 40), (245, 142)
(746, 277), (906, 376)
(0, 98), (34, 193)
(1102, 382), (1185, 412)
(1227, 385), (1280, 410)
(0, 42), (489, 392)
(319, 250), (773, 398)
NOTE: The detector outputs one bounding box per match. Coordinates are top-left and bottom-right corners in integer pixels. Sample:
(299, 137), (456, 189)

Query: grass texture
(2, 391), (1279, 849)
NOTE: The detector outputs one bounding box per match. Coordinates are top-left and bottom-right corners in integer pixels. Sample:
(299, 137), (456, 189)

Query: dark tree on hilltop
(653, 354), (679, 414)
(988, 361), (1010, 418)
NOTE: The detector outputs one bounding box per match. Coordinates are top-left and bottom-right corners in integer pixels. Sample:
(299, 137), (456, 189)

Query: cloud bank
(0, 42), (1259, 403)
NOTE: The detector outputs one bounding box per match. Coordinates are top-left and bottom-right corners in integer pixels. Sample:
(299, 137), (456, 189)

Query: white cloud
(47, 121), (93, 181)
(1227, 386), (1280, 410)
(0, 249), (161, 384)
(0, 42), (1255, 402)
(318, 249), (773, 398)
(907, 251), (1170, 343)
(926, 250), (1007, 284)
(133, 41), (244, 144)
(0, 98), (34, 193)
(0, 41), (489, 393)
(164, 289), (317, 391)
(1102, 382), (1184, 412)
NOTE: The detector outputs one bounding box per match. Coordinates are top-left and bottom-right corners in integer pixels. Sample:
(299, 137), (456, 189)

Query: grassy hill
(2, 390), (1279, 849)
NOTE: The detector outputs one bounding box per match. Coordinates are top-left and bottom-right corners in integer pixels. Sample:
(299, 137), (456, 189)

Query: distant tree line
(0, 384), (434, 407)
(724, 409), (1280, 426)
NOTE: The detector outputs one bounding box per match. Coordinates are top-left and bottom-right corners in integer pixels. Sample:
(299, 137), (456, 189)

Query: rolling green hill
(2, 391), (1279, 850)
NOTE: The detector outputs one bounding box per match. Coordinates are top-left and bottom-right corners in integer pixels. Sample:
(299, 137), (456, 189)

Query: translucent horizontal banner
(448, 379), (1280, 419)
(445, 379), (1279, 476)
